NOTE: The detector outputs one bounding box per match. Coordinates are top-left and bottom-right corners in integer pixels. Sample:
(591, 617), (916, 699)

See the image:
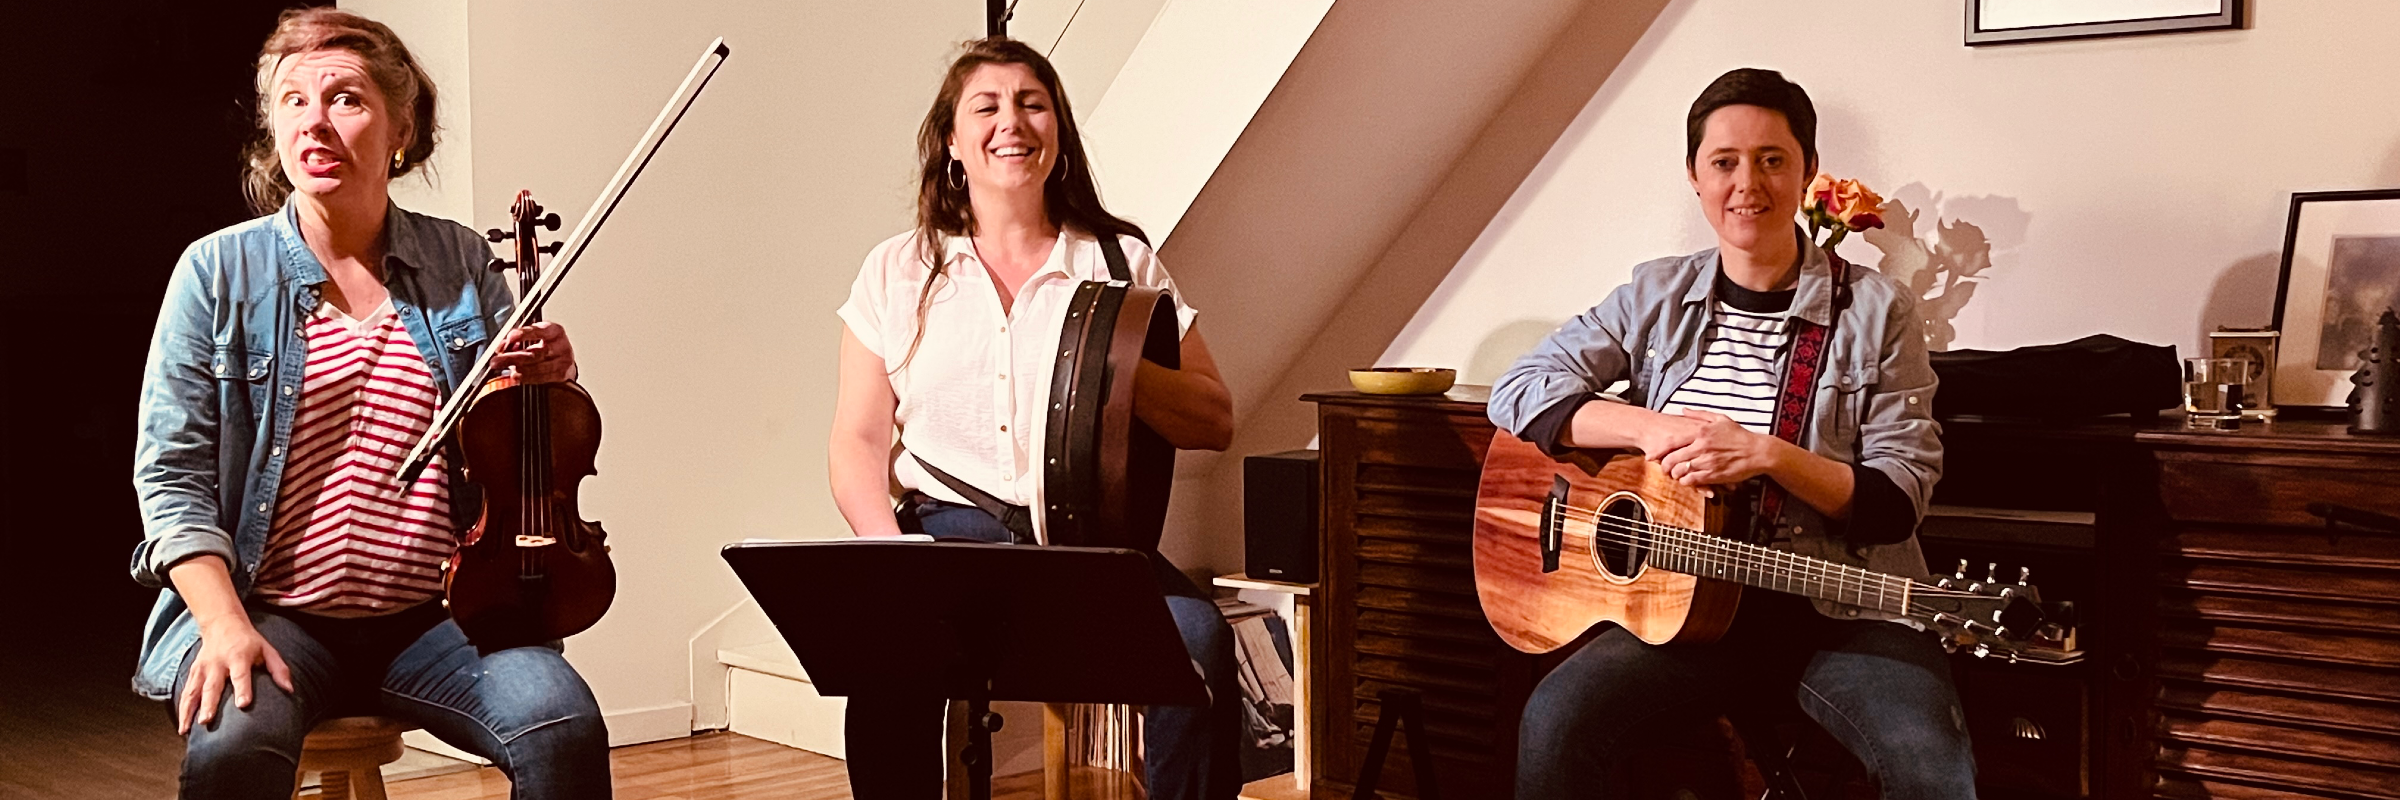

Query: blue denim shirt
(1487, 237), (1943, 620)
(129, 200), (511, 699)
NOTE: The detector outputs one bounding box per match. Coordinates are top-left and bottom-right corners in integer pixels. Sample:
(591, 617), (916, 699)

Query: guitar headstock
(1908, 559), (2059, 662)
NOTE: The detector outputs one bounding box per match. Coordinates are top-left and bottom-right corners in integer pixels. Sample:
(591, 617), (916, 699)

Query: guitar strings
(1523, 505), (2004, 603)
(1524, 510), (2015, 630)
(1541, 506), (1896, 595)
(1540, 502), (1975, 597)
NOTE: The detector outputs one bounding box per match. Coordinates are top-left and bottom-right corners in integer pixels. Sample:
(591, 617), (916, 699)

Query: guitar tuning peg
(2017, 566), (2031, 585)
(1985, 562), (2000, 584)
(539, 212), (561, 231)
(1954, 559), (1969, 580)
(486, 228), (513, 242)
(539, 242), (562, 256)
(488, 258), (513, 273)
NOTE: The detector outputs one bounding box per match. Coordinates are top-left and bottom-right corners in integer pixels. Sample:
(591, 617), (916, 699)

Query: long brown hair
(242, 8), (439, 215)
(894, 37), (1147, 371)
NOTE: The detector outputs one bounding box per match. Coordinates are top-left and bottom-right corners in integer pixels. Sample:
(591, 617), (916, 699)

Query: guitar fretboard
(1568, 509), (1911, 614)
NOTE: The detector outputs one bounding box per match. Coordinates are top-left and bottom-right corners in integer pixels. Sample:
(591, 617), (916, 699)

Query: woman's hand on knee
(179, 618), (294, 734)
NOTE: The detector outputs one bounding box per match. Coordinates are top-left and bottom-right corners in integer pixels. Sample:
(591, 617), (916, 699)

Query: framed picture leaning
(1966, 0), (2241, 46)
(2273, 189), (2400, 409)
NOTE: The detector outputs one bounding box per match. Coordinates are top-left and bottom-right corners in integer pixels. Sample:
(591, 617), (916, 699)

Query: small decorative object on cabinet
(2209, 327), (2281, 420)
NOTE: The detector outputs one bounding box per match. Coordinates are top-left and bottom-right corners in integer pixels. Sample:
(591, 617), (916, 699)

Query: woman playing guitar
(1487, 69), (1971, 798)
(129, 10), (609, 797)
(828, 37), (1241, 800)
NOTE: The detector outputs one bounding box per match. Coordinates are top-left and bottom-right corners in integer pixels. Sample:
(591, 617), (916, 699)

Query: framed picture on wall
(1965, 0), (2242, 46)
(2272, 189), (2400, 409)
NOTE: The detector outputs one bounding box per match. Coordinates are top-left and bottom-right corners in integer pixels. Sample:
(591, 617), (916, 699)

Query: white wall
(352, 0), (475, 223)
(1387, 0), (2400, 380)
(1079, 0), (1336, 241)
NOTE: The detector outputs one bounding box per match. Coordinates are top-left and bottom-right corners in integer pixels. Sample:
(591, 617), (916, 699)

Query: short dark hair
(1685, 68), (1816, 175)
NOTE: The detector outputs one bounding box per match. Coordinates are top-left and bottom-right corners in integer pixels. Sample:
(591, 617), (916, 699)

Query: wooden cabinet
(1306, 387), (1523, 800)
(1303, 390), (2400, 799)
(2133, 429), (2400, 800)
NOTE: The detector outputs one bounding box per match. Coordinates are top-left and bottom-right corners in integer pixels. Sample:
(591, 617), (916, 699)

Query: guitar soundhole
(1592, 493), (1651, 579)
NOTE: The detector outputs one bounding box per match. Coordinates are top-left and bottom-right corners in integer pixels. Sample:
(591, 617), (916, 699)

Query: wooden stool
(295, 716), (410, 800)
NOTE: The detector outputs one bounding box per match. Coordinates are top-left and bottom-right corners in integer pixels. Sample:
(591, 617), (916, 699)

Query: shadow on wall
(2198, 252), (2282, 348)
(1464, 318), (1570, 385)
(1859, 183), (2030, 351)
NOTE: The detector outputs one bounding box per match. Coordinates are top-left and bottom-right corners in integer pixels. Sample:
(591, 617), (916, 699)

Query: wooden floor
(382, 731), (1144, 799)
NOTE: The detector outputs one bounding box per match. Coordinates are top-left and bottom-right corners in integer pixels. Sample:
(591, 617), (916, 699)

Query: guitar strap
(1751, 251), (1850, 542)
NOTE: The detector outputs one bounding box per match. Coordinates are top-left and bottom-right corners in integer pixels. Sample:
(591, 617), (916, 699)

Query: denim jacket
(1487, 237), (1943, 621)
(128, 200), (510, 699)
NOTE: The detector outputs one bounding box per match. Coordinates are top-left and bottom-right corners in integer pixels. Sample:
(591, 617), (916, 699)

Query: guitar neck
(1643, 525), (1911, 615)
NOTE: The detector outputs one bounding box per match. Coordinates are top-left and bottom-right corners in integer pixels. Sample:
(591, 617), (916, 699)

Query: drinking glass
(2184, 357), (2251, 430)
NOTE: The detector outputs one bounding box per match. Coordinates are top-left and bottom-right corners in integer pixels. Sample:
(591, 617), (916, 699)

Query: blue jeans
(173, 601), (610, 799)
(844, 498), (1243, 800)
(1516, 593), (1976, 799)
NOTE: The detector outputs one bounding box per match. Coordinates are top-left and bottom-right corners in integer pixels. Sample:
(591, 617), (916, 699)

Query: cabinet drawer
(2157, 453), (2400, 527)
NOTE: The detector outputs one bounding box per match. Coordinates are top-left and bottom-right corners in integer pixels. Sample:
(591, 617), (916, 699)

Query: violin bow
(397, 38), (731, 484)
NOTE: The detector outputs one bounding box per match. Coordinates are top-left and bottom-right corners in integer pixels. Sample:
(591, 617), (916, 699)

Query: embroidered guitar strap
(1751, 252), (1850, 541)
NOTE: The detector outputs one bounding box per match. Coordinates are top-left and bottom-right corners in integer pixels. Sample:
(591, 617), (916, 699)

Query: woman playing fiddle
(130, 9), (609, 798)
(828, 37), (1242, 800)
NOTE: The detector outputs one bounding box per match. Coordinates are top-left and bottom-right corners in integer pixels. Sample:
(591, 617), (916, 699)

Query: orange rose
(1830, 178), (1885, 231)
(1808, 173), (1884, 232)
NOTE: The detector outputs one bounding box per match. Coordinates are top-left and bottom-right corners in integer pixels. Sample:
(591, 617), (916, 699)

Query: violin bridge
(515, 534), (559, 547)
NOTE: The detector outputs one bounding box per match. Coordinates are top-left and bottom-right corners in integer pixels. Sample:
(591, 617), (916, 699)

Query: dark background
(1, 1), (323, 795)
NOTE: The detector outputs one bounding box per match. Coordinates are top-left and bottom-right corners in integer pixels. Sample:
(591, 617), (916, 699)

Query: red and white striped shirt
(253, 300), (457, 617)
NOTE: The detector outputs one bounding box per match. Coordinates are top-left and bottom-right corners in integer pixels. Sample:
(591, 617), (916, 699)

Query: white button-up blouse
(837, 227), (1198, 540)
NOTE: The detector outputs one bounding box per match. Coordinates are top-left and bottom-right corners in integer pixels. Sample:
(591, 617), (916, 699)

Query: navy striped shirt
(1662, 273), (1796, 431)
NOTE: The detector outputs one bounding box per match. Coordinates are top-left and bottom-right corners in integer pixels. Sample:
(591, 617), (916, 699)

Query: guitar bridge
(1540, 475), (1568, 573)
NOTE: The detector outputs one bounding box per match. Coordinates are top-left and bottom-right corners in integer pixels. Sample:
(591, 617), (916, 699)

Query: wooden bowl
(1348, 367), (1457, 395)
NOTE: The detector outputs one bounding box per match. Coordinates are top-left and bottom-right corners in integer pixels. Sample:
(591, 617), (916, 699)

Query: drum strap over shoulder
(1097, 231), (1130, 281)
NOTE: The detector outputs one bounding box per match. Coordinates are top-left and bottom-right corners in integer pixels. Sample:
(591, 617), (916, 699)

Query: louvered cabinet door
(2142, 447), (2400, 800)
(1309, 390), (1534, 800)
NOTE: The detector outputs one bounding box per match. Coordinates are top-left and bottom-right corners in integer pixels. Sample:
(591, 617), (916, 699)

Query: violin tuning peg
(488, 258), (514, 273)
(539, 242), (562, 256)
(486, 228), (513, 242)
(539, 212), (561, 231)
(1986, 562), (2000, 584)
(2018, 566), (2032, 585)
(1954, 559), (1969, 580)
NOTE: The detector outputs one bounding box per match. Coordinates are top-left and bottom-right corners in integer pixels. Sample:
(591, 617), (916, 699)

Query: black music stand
(721, 540), (1208, 800)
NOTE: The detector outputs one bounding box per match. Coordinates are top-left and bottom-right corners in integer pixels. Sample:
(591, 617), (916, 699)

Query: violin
(394, 38), (730, 648)
(439, 191), (615, 648)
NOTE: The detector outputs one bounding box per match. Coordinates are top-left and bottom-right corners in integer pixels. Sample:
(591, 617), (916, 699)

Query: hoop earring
(947, 159), (965, 190)
(1056, 151), (1069, 176)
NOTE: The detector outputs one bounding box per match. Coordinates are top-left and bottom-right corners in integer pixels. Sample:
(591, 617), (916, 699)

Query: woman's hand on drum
(178, 616), (294, 734)
(492, 321), (578, 383)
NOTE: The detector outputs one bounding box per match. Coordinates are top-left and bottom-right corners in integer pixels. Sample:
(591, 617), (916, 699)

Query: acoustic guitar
(1472, 430), (2048, 658)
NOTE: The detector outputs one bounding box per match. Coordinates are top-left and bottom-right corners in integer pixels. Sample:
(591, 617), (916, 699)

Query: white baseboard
(727, 667), (848, 758)
(607, 702), (696, 747)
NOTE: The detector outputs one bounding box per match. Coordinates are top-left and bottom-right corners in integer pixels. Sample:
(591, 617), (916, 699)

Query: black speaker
(1243, 449), (1320, 584)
